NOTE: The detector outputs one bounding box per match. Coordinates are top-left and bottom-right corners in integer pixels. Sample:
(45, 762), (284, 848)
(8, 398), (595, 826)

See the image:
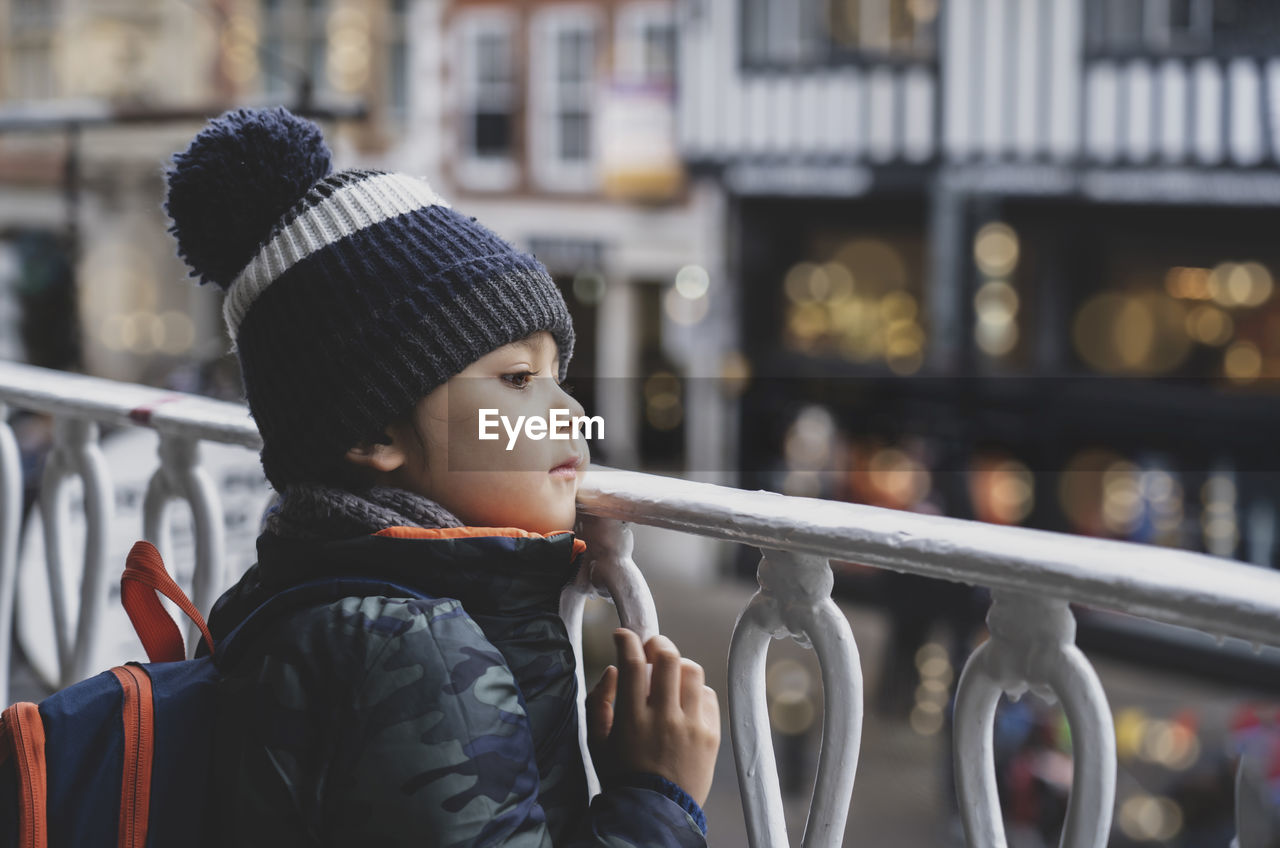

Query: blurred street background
(2, 0), (1280, 845)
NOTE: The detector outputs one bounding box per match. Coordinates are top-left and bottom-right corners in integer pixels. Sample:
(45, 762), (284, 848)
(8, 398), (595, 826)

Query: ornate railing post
(953, 590), (1116, 847)
(142, 434), (226, 658)
(1232, 745), (1276, 847)
(0, 404), (23, 704)
(561, 512), (660, 798)
(728, 548), (863, 848)
(40, 418), (113, 685)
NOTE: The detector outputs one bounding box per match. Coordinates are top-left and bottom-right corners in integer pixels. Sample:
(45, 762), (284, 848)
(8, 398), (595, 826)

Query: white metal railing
(1, 360), (1278, 846)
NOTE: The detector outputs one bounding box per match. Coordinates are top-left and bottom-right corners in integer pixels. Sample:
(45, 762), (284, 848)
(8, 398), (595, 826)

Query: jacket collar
(208, 525), (587, 641)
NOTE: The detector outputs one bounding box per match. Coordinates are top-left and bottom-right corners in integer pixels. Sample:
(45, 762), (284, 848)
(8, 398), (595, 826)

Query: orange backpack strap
(2, 703), (48, 848)
(109, 666), (154, 848)
(121, 540), (215, 663)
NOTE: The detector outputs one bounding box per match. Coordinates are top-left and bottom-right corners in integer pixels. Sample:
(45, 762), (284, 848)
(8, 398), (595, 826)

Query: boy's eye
(503, 370), (537, 389)
(502, 371), (573, 396)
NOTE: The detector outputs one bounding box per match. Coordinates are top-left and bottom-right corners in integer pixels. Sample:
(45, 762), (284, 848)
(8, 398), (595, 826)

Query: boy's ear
(344, 433), (408, 473)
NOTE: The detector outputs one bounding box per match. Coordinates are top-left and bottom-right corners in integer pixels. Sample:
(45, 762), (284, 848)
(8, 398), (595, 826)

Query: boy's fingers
(678, 658), (705, 713)
(702, 685), (721, 731)
(598, 664), (619, 703)
(644, 635), (682, 714)
(613, 628), (648, 716)
(586, 666), (617, 743)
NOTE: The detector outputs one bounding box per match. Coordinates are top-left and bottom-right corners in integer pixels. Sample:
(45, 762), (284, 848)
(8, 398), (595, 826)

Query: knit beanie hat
(162, 107), (576, 491)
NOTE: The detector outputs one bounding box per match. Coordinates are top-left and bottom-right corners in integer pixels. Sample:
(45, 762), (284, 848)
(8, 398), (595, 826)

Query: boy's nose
(556, 383), (585, 417)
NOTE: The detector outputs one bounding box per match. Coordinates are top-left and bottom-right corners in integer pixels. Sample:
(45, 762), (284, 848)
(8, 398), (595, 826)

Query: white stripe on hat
(223, 171), (451, 342)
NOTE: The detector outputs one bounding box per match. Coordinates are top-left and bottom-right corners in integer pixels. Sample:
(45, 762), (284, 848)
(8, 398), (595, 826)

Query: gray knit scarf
(262, 482), (465, 541)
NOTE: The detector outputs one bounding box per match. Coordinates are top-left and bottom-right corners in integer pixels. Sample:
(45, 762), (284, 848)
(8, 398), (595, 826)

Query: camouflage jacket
(205, 525), (709, 847)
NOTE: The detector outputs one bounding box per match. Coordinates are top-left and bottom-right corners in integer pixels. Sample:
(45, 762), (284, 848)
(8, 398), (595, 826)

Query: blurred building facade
(426, 0), (735, 475)
(1, 0), (1277, 566)
(0, 0), (415, 389)
(0, 0), (739, 476)
(0, 0), (223, 381)
(676, 0), (1280, 571)
(672, 9), (1280, 832)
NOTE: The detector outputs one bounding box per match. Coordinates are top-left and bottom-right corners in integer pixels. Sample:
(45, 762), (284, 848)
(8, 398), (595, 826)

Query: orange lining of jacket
(373, 525), (588, 558)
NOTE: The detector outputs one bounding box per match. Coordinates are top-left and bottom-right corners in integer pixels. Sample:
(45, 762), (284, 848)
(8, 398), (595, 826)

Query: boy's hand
(585, 628), (720, 807)
(585, 664), (618, 770)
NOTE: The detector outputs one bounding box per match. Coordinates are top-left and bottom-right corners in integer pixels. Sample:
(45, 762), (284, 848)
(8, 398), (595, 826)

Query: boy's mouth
(549, 455), (583, 478)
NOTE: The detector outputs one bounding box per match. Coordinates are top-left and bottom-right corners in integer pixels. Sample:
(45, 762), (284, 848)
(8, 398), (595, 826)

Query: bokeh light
(1223, 339), (1262, 382)
(1119, 794), (1184, 842)
(973, 222), (1019, 277)
(643, 370), (682, 430)
(663, 283), (709, 325)
(1185, 303), (1233, 345)
(1071, 291), (1190, 375)
(970, 455), (1035, 525)
(674, 264), (710, 299)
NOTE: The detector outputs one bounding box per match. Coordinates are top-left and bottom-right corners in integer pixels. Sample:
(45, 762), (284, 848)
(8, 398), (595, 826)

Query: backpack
(0, 539), (434, 848)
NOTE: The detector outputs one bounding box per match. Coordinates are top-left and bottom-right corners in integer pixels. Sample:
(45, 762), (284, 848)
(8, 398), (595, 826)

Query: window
(616, 2), (677, 89)
(741, 0), (937, 68)
(259, 0), (332, 101)
(452, 10), (518, 190)
(530, 8), (601, 192)
(829, 0), (925, 53)
(8, 0), (57, 100)
(1086, 0), (1280, 56)
(387, 0), (410, 120)
(475, 33), (514, 155)
(642, 21), (677, 85)
(11, 0), (54, 31)
(556, 28), (594, 161)
(308, 7), (327, 91)
(1091, 0), (1213, 52)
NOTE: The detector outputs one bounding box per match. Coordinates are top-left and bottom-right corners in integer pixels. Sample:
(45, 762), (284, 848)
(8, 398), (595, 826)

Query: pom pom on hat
(163, 106), (333, 291)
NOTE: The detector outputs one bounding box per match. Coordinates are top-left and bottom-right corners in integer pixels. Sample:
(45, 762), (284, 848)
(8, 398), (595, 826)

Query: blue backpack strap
(212, 576), (435, 670)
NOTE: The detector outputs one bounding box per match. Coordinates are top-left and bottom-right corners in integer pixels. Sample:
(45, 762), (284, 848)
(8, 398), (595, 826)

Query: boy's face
(351, 330), (588, 535)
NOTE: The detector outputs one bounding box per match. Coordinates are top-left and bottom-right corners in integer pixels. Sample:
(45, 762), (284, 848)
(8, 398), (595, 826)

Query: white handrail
(3, 362), (1275, 647)
(0, 361), (259, 448)
(576, 466), (1280, 648)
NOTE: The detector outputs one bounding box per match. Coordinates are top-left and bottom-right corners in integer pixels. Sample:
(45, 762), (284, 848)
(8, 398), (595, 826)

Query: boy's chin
(494, 508), (576, 536)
